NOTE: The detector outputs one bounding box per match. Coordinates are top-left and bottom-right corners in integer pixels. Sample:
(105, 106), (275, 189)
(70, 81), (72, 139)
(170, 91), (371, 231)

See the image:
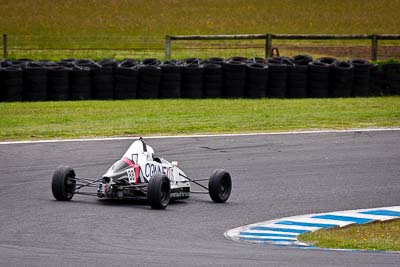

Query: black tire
(208, 169), (232, 203)
(292, 54), (313, 65)
(141, 58), (161, 66)
(3, 67), (23, 102)
(70, 67), (92, 100)
(51, 165), (76, 201)
(147, 174), (170, 209)
(332, 61), (354, 97)
(48, 66), (70, 101)
(316, 57), (338, 65)
(23, 65), (48, 101)
(183, 58), (201, 65)
(204, 57), (224, 65)
(91, 66), (114, 100)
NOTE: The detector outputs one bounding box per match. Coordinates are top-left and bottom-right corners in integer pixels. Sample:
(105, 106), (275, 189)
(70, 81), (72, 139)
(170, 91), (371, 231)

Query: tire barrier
(58, 58), (77, 67)
(250, 57), (267, 64)
(37, 60), (57, 68)
(223, 61), (246, 97)
(287, 65), (308, 98)
(48, 67), (70, 101)
(245, 63), (268, 98)
(370, 64), (384, 96)
(181, 63), (203, 98)
(97, 58), (118, 69)
(70, 67), (91, 100)
(23, 63), (48, 101)
(332, 61), (354, 97)
(292, 54), (313, 65)
(91, 66), (114, 100)
(141, 58), (161, 66)
(183, 58), (202, 65)
(229, 56), (249, 63)
(160, 63), (181, 98)
(137, 65), (161, 99)
(288, 55), (310, 98)
(204, 57), (224, 65)
(382, 63), (400, 95)
(316, 57), (338, 65)
(308, 62), (331, 98)
(75, 59), (97, 68)
(0, 57), (399, 101)
(267, 57), (291, 98)
(2, 67), (23, 102)
(351, 59), (371, 96)
(114, 61), (139, 100)
(203, 63), (223, 98)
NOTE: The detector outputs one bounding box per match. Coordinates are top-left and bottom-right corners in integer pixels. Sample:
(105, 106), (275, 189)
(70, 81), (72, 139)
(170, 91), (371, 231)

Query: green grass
(2, 0), (399, 36)
(0, 97), (399, 141)
(0, 0), (399, 60)
(298, 219), (400, 251)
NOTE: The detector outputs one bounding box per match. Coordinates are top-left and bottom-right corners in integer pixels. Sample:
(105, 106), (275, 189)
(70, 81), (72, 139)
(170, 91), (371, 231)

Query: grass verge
(1, 1), (400, 60)
(0, 97), (399, 141)
(298, 219), (400, 251)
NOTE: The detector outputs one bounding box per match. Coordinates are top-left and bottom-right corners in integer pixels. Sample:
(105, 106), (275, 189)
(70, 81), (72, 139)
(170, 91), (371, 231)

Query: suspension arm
(179, 173), (208, 191)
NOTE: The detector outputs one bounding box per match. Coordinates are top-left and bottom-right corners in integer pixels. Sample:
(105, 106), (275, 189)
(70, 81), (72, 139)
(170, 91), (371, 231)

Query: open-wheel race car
(51, 138), (232, 209)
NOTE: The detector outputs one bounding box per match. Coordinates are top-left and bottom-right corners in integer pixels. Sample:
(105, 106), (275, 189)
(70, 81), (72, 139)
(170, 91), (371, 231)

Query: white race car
(51, 138), (232, 209)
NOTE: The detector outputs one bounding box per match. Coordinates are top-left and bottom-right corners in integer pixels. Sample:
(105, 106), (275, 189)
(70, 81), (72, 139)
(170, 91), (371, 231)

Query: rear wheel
(51, 165), (76, 201)
(208, 169), (232, 203)
(147, 174), (170, 209)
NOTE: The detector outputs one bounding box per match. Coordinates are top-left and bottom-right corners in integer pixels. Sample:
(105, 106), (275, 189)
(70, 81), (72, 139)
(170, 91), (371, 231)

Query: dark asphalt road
(0, 130), (399, 266)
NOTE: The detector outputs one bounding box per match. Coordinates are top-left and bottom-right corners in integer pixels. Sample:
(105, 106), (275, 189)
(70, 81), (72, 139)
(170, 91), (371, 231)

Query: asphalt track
(0, 130), (399, 266)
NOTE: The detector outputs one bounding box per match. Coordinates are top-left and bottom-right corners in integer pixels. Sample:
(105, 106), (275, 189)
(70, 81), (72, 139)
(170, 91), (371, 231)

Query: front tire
(208, 169), (232, 203)
(147, 174), (171, 209)
(51, 165), (76, 201)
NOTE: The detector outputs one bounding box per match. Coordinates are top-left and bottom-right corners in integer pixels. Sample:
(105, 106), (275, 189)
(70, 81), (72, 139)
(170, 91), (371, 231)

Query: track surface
(0, 130), (399, 266)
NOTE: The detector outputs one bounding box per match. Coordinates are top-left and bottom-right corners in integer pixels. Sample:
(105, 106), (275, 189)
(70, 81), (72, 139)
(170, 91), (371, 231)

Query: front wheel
(51, 165), (76, 201)
(147, 174), (171, 209)
(208, 169), (232, 203)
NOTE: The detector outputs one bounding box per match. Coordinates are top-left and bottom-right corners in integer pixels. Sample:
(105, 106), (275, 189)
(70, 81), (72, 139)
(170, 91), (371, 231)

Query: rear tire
(51, 165), (76, 201)
(147, 174), (171, 209)
(208, 169), (232, 203)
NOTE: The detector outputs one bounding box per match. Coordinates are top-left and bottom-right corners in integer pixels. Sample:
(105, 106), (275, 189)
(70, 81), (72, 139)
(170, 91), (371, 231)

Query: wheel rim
(218, 176), (231, 200)
(160, 181), (170, 205)
(65, 175), (76, 199)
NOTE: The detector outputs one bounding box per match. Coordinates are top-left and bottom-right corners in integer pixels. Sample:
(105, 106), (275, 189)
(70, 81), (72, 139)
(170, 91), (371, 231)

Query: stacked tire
(245, 63), (268, 98)
(204, 57), (224, 65)
(137, 65), (161, 99)
(181, 63), (203, 98)
(91, 66), (114, 100)
(223, 61), (246, 97)
(369, 64), (384, 96)
(2, 67), (23, 101)
(48, 66), (70, 101)
(382, 63), (400, 95)
(229, 56), (249, 63)
(267, 57), (291, 98)
(332, 61), (354, 97)
(141, 58), (161, 66)
(70, 66), (91, 100)
(308, 58), (336, 98)
(203, 63), (223, 98)
(351, 59), (371, 96)
(287, 55), (312, 98)
(23, 63), (48, 101)
(0, 66), (3, 101)
(159, 62), (181, 98)
(114, 60), (139, 99)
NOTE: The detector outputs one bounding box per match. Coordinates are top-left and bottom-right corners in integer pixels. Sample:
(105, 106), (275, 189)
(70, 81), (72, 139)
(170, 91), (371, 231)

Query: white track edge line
(1, 127), (399, 145)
